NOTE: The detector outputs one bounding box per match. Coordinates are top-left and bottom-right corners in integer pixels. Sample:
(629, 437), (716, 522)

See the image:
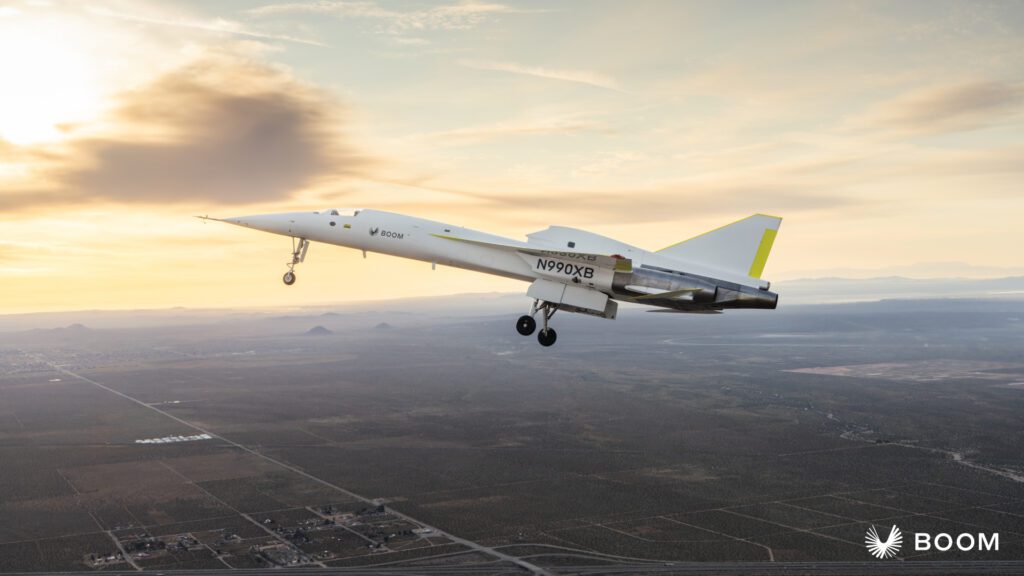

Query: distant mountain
(781, 261), (1024, 279)
(775, 276), (1024, 305)
(304, 325), (334, 336)
(20, 322), (96, 342)
(3, 279), (1022, 334)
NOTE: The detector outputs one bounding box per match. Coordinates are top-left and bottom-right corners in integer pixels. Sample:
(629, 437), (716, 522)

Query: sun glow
(0, 15), (102, 145)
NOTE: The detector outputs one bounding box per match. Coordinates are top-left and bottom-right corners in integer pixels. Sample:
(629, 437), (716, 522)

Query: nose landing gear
(283, 237), (309, 286)
(515, 300), (559, 346)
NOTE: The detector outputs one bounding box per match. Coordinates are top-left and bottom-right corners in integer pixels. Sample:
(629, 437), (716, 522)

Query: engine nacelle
(613, 265), (777, 309)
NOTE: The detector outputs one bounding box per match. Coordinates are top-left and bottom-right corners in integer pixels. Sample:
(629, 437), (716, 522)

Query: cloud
(0, 190), (73, 212)
(369, 173), (858, 228)
(460, 59), (624, 92)
(248, 1), (532, 32)
(478, 187), (849, 226)
(2, 54), (373, 209)
(852, 81), (1024, 135)
(410, 114), (607, 144)
(88, 6), (327, 47)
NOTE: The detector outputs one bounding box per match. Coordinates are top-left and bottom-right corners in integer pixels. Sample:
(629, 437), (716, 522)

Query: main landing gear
(283, 237), (309, 286)
(515, 300), (558, 347)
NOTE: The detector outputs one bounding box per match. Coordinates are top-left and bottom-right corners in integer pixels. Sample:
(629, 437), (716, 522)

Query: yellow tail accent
(748, 228), (777, 279)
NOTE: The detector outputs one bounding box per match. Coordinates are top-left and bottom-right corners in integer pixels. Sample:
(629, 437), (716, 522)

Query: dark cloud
(6, 55), (371, 209)
(856, 81), (1024, 135)
(0, 191), (74, 212)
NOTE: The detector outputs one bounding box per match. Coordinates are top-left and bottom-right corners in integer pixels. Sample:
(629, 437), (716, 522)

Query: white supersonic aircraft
(207, 209), (781, 346)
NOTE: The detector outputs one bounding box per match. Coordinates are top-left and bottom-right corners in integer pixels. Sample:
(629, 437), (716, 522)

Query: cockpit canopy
(314, 208), (362, 216)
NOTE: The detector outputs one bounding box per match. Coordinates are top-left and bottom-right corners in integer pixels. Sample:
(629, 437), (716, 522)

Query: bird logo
(369, 227), (379, 236)
(865, 525), (902, 559)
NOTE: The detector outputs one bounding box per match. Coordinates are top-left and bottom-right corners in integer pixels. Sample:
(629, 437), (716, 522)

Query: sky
(2, 0), (1023, 313)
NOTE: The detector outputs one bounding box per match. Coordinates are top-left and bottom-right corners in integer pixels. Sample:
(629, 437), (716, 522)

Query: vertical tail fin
(656, 214), (782, 279)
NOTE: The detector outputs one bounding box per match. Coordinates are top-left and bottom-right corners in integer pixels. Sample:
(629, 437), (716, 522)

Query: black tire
(537, 327), (557, 347)
(516, 315), (536, 336)
(283, 271), (296, 285)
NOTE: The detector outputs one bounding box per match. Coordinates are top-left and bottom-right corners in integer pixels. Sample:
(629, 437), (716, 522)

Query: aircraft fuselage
(213, 208), (780, 346)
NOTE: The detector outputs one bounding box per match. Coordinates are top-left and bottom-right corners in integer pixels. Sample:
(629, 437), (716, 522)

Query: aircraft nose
(223, 214), (271, 228)
(220, 213), (301, 236)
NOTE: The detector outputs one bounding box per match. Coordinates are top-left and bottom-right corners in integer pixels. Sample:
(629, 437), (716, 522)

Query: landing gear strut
(283, 237), (309, 286)
(515, 300), (558, 346)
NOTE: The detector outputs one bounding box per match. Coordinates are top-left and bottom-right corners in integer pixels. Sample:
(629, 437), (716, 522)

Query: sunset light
(1, 1), (1022, 313)
(0, 14), (102, 144)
